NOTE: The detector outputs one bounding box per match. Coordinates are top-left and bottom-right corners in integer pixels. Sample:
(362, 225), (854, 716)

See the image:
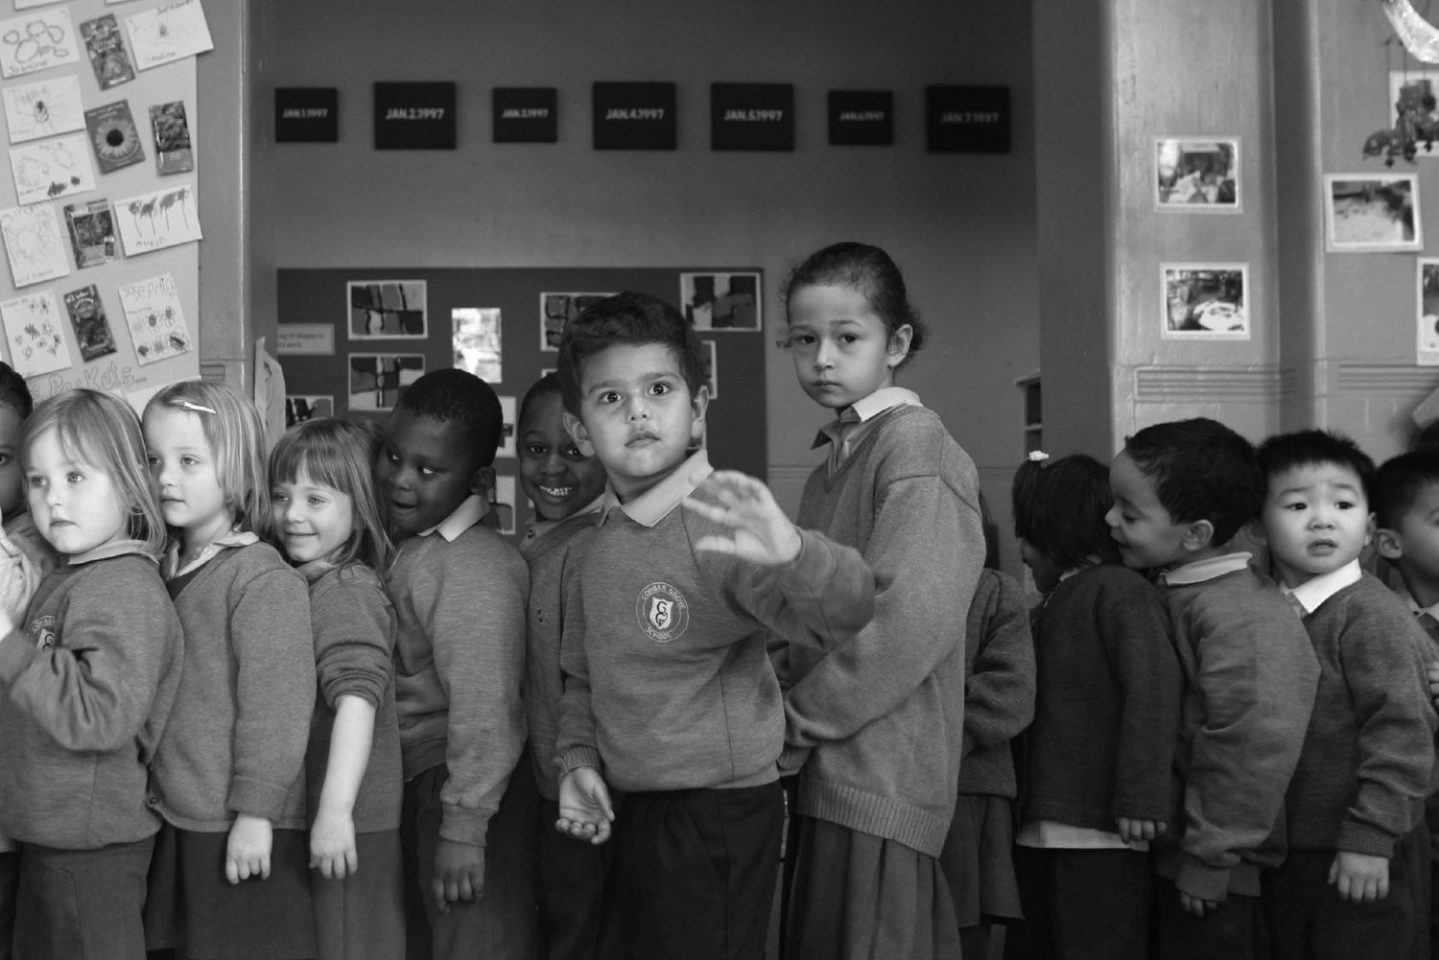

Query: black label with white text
(276, 88), (339, 143)
(374, 82), (456, 150)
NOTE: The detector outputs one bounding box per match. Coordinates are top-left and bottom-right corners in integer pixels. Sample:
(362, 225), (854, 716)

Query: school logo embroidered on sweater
(636, 581), (689, 643)
(28, 614), (55, 650)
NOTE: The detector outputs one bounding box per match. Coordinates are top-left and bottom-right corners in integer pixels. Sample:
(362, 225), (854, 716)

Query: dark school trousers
(15, 836), (153, 960)
(401, 763), (540, 960)
(537, 798), (620, 960)
(1152, 877), (1266, 960)
(606, 780), (783, 960)
(0, 850), (15, 960)
(1264, 823), (1430, 960)
(1004, 845), (1152, 960)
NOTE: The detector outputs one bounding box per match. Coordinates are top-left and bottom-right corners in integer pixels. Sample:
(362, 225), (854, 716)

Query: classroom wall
(253, 0), (1039, 567)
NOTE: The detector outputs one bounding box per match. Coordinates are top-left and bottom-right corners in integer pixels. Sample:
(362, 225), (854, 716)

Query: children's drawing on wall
(286, 395), (333, 428)
(64, 199), (117, 268)
(62, 284), (117, 362)
(0, 7), (78, 80)
(1388, 72), (1439, 160)
(116, 272), (191, 365)
(9, 132), (95, 206)
(349, 280), (426, 339)
(1417, 259), (1439, 365)
(114, 182), (201, 256)
(0, 203), (70, 288)
(15, 1), (71, 10)
(489, 475), (517, 535)
(453, 306), (502, 383)
(496, 395), (516, 458)
(123, 0), (213, 71)
(700, 338), (719, 399)
(1324, 173), (1423, 252)
(348, 353), (423, 412)
(680, 272), (762, 331)
(84, 99), (143, 173)
(0, 289), (69, 376)
(1154, 138), (1239, 211)
(1161, 263), (1250, 340)
(539, 292), (613, 351)
(79, 14), (134, 90)
(149, 101), (192, 175)
(2, 75), (83, 144)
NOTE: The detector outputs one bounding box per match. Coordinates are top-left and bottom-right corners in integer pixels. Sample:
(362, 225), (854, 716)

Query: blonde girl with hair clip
(0, 388), (183, 959)
(140, 380), (319, 959)
(267, 418), (406, 960)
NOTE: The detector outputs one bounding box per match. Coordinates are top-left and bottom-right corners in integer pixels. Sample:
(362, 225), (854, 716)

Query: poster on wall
(0, 7), (79, 79)
(349, 353), (424, 411)
(349, 279), (426, 338)
(453, 306), (502, 383)
(286, 394), (333, 427)
(62, 284), (117, 361)
(1417, 258), (1439, 365)
(84, 99), (144, 173)
(679, 272), (761, 331)
(539, 291), (613, 350)
(149, 101), (193, 175)
(1389, 71), (1439, 159)
(9, 132), (96, 205)
(63, 198), (116, 268)
(79, 13), (135, 89)
(114, 182), (200, 256)
(0, 288), (70, 376)
(2, 75), (84, 143)
(0, 203), (69, 288)
(123, 0), (214, 71)
(1160, 263), (1249, 340)
(117, 272), (192, 365)
(1154, 138), (1240, 212)
(1324, 173), (1422, 252)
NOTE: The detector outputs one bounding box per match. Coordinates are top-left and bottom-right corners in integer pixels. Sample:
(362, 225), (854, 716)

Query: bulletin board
(276, 267), (768, 539)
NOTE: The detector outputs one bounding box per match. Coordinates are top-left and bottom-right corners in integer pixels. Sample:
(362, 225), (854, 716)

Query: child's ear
(469, 464), (496, 499)
(1374, 526), (1405, 561)
(886, 324), (914, 369)
(689, 385), (710, 446)
(1180, 518), (1216, 553)
(563, 411), (595, 458)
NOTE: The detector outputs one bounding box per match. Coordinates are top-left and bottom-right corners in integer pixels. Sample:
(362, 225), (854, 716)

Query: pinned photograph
(286, 395), (333, 428)
(79, 13), (134, 90)
(9, 132), (95, 206)
(701, 339), (719, 399)
(0, 7), (79, 79)
(1388, 72), (1439, 160)
(349, 353), (424, 412)
(123, 0), (213, 71)
(1324, 173), (1422, 252)
(117, 273), (191, 365)
(150, 101), (193, 176)
(489, 475), (517, 536)
(1417, 258), (1439, 365)
(680, 272), (762, 331)
(0, 203), (70, 288)
(63, 284), (117, 362)
(0, 289), (69, 377)
(349, 280), (426, 339)
(539, 292), (613, 351)
(1161, 263), (1249, 340)
(1154, 138), (1239, 211)
(3, 75), (84, 144)
(453, 307), (502, 383)
(496, 395), (516, 458)
(84, 99), (143, 173)
(63, 199), (117, 269)
(114, 182), (201, 256)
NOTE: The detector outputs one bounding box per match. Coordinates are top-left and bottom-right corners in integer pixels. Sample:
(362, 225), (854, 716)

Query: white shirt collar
(1161, 552), (1253, 586)
(164, 529), (260, 578)
(599, 449), (712, 529)
(419, 494), (488, 542)
(849, 386), (921, 422)
(1283, 559), (1363, 615)
(69, 539), (155, 567)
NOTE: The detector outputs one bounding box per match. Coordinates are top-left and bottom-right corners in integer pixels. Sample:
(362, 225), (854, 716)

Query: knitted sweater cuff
(1337, 820), (1398, 858)
(778, 744), (811, 776)
(228, 776), (289, 821)
(438, 804), (489, 848)
(558, 746), (602, 778)
(1175, 854), (1233, 903)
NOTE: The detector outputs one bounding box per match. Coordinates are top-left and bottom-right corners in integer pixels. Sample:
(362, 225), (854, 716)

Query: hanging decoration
(1383, 0), (1439, 63)
(1366, 0), (1439, 164)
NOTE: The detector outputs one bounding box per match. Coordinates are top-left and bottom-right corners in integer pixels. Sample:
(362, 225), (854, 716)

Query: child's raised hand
(557, 766), (615, 845)
(684, 471), (802, 566)
(1328, 850), (1389, 903)
(432, 839), (485, 915)
(225, 813), (273, 884)
(309, 807), (358, 880)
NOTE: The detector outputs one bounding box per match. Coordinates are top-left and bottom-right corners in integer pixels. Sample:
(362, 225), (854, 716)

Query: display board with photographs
(277, 267), (768, 544)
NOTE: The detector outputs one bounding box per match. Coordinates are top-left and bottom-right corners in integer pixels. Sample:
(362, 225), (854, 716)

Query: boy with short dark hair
(1107, 417), (1319, 958)
(376, 368), (536, 959)
(1255, 429), (1436, 960)
(552, 291), (874, 960)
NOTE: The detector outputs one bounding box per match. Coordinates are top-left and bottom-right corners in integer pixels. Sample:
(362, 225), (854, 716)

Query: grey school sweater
(785, 404), (985, 858)
(151, 541), (315, 831)
(957, 568), (1035, 799)
(302, 561), (403, 833)
(1286, 575), (1437, 856)
(388, 513), (528, 847)
(0, 544), (182, 849)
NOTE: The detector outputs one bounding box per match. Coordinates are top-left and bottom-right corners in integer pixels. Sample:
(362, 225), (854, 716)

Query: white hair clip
(176, 399), (216, 415)
(1027, 450), (1050, 463)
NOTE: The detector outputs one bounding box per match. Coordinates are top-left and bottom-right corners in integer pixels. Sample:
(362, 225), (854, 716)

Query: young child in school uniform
(0, 362), (58, 960)
(1004, 452), (1182, 960)
(1255, 430), (1437, 960)
(938, 497), (1035, 960)
(1107, 418), (1319, 959)
(552, 291), (875, 960)
(515, 373), (612, 960)
(0, 389), (182, 959)
(142, 380), (318, 960)
(775, 242), (983, 960)
(269, 418), (405, 960)
(376, 368), (535, 960)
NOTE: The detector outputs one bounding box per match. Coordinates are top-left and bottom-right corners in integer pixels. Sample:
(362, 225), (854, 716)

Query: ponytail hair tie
(1027, 450), (1050, 463)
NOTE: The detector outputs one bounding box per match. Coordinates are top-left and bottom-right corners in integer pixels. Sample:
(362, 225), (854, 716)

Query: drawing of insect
(31, 99), (46, 124)
(169, 334), (187, 351)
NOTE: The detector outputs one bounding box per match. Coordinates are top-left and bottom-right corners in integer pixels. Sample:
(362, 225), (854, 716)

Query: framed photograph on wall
(1154, 137), (1240, 212)
(1324, 173), (1422, 252)
(1388, 71), (1439, 160)
(679, 272), (761, 331)
(348, 352), (424, 411)
(538, 292), (615, 351)
(348, 280), (426, 339)
(1417, 258), (1439, 365)
(1160, 263), (1250, 340)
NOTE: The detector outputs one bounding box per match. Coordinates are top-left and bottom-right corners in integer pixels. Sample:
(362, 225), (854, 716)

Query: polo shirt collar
(600, 449), (712, 529)
(811, 387), (921, 449)
(69, 539), (155, 566)
(164, 529), (260, 579)
(524, 495), (604, 545)
(419, 494), (488, 542)
(1161, 552), (1252, 586)
(1283, 559), (1362, 615)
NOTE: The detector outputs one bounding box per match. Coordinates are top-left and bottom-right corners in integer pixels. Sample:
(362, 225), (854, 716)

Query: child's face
(1381, 482), (1439, 587)
(1259, 461), (1373, 588)
(0, 403), (24, 519)
(271, 466), (354, 565)
(518, 391), (606, 522)
(25, 428), (128, 555)
(1105, 450), (1191, 571)
(785, 283), (910, 411)
(143, 406), (230, 537)
(565, 343), (706, 502)
(1019, 538), (1064, 593)
(375, 409), (485, 539)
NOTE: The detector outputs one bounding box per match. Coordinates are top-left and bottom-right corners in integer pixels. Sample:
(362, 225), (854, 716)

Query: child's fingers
(225, 856), (241, 885)
(595, 783), (616, 822)
(344, 847), (359, 877)
(682, 497), (729, 526)
(690, 534), (740, 556)
(259, 851), (271, 880)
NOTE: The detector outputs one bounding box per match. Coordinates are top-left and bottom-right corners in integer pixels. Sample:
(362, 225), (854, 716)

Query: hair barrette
(176, 399), (216, 415)
(1027, 450), (1050, 463)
